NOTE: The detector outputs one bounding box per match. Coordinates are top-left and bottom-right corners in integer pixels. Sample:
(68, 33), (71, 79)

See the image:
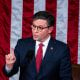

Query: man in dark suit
(3, 11), (72, 80)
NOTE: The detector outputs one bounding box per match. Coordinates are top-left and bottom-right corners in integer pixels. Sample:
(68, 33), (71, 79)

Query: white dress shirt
(35, 36), (51, 58)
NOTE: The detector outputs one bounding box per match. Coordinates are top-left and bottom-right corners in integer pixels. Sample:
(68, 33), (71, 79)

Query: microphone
(26, 50), (34, 64)
(20, 50), (34, 80)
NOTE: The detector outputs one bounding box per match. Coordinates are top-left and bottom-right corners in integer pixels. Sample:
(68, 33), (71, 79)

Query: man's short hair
(33, 11), (55, 27)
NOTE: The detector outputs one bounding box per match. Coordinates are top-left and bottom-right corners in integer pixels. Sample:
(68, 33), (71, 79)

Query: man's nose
(34, 27), (38, 32)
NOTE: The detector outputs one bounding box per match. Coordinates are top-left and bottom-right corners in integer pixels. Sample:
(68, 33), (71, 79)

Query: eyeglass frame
(31, 24), (50, 32)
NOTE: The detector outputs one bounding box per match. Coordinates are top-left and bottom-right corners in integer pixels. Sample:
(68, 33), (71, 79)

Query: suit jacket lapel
(37, 37), (56, 79)
(41, 37), (56, 67)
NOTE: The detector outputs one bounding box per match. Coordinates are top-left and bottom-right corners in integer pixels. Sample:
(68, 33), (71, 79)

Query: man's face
(32, 19), (53, 42)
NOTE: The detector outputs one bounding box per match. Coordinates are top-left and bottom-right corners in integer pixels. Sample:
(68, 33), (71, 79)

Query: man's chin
(33, 37), (38, 41)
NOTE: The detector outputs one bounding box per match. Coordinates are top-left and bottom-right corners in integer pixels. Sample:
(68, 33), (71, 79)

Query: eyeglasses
(31, 24), (49, 32)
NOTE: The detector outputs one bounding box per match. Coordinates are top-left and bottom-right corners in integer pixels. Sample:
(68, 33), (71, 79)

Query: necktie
(36, 43), (43, 72)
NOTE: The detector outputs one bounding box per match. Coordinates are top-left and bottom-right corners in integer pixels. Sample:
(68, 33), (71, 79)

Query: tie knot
(39, 43), (44, 47)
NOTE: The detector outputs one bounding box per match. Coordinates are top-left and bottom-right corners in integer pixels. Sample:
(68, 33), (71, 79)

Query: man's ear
(49, 26), (54, 34)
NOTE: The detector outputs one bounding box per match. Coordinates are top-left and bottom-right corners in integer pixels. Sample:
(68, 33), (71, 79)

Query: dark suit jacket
(3, 37), (72, 80)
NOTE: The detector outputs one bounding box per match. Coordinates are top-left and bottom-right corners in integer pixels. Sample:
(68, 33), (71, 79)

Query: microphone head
(26, 50), (34, 61)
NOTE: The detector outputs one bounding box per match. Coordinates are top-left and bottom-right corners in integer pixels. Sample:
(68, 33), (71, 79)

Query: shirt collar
(36, 36), (51, 46)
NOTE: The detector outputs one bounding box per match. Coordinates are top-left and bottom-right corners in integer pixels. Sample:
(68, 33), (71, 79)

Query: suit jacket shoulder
(50, 37), (70, 50)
